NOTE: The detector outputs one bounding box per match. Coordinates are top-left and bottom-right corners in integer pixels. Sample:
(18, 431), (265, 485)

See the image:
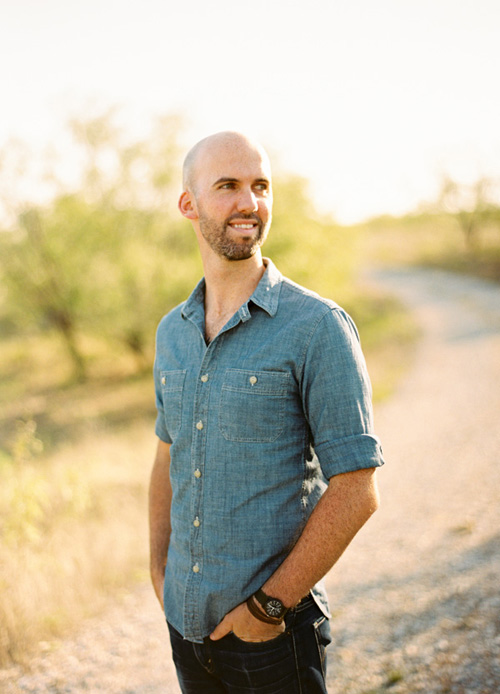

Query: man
(149, 131), (384, 693)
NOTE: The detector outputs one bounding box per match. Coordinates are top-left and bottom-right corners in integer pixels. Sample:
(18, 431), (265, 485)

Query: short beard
(198, 213), (269, 261)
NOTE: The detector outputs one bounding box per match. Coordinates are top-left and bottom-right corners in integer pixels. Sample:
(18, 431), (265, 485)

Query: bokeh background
(1, 0), (499, 674)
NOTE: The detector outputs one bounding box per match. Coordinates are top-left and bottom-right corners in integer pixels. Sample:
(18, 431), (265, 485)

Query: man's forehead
(201, 143), (270, 176)
(187, 132), (272, 188)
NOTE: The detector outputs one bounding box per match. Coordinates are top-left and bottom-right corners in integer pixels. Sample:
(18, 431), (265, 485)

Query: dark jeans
(168, 595), (331, 693)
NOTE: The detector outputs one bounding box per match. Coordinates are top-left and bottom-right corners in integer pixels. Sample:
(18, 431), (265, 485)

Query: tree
(0, 201), (99, 381)
(0, 111), (196, 380)
(439, 175), (499, 252)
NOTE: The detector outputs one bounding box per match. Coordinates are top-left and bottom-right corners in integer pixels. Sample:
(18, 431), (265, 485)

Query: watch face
(266, 598), (284, 618)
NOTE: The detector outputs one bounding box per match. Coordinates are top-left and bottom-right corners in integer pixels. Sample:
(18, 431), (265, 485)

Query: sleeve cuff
(155, 413), (172, 444)
(315, 433), (385, 478)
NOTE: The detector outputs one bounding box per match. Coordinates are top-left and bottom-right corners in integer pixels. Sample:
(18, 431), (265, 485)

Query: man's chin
(221, 239), (263, 261)
(223, 248), (259, 261)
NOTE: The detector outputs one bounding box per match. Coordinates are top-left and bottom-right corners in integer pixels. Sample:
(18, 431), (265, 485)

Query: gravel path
(2, 267), (499, 694)
(324, 267), (500, 693)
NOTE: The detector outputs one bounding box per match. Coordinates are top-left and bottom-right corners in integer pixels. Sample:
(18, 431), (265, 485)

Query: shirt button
(196, 421), (204, 430)
(201, 374), (208, 383)
(161, 376), (166, 385)
(249, 376), (258, 385)
(193, 517), (200, 527)
(192, 564), (200, 573)
(194, 469), (201, 478)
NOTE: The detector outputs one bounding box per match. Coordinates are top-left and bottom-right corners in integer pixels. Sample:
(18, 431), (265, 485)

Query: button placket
(187, 354), (214, 602)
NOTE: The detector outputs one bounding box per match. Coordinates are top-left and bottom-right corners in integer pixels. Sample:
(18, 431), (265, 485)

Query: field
(1, 170), (498, 666)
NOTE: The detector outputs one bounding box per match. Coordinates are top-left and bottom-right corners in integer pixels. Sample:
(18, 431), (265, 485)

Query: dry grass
(0, 419), (155, 667)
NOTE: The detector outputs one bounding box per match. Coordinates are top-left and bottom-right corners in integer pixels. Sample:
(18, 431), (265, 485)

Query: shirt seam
(297, 305), (345, 384)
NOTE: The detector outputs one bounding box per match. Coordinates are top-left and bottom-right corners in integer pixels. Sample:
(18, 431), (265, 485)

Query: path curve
(324, 267), (500, 693)
(2, 268), (500, 694)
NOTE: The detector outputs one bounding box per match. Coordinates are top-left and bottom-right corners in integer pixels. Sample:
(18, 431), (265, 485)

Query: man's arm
(149, 438), (172, 611)
(262, 466), (379, 603)
(210, 466), (379, 641)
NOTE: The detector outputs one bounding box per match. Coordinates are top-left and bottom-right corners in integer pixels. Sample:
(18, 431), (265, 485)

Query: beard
(198, 212), (270, 261)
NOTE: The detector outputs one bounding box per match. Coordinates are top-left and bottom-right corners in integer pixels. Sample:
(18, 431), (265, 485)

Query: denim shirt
(154, 259), (384, 642)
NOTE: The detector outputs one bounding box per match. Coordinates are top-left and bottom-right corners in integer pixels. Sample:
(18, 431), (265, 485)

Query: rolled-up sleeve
(301, 307), (385, 478)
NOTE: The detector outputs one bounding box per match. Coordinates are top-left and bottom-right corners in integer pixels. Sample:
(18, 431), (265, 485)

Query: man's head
(179, 131), (273, 261)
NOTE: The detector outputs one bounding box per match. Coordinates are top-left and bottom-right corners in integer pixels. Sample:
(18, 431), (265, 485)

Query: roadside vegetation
(8, 110), (499, 666)
(358, 175), (500, 283)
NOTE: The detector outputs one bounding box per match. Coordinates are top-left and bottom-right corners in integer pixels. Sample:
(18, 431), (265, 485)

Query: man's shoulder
(276, 274), (360, 342)
(157, 301), (186, 332)
(279, 275), (341, 316)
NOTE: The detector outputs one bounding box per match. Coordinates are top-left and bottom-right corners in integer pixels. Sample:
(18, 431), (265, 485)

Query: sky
(1, 0), (499, 223)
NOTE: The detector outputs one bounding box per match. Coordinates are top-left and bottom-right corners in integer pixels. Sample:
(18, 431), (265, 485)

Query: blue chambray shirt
(154, 259), (384, 642)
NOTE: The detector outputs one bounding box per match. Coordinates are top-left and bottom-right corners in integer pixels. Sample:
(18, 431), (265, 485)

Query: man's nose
(236, 188), (258, 213)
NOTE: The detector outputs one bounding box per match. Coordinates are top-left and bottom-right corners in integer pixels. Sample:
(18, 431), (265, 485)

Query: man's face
(189, 139), (273, 261)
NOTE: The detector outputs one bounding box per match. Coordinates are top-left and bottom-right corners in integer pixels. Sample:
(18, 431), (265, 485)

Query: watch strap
(246, 595), (283, 624)
(254, 588), (289, 620)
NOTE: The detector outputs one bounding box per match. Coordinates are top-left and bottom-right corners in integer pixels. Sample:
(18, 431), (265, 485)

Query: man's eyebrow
(213, 177), (239, 186)
(212, 176), (270, 186)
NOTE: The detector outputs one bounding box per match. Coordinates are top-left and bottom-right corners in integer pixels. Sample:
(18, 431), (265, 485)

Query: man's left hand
(210, 601), (285, 642)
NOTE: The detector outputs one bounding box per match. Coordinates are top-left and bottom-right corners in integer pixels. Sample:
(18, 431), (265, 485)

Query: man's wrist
(246, 595), (284, 625)
(250, 587), (290, 623)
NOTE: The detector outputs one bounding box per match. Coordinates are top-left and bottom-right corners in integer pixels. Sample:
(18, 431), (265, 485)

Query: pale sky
(1, 0), (499, 222)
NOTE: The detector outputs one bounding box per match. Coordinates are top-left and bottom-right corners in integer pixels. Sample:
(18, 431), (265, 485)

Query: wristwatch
(253, 588), (289, 621)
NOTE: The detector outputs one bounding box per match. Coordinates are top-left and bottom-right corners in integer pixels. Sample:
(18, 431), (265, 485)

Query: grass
(0, 329), (159, 666)
(347, 290), (420, 402)
(359, 212), (500, 284)
(0, 416), (155, 667)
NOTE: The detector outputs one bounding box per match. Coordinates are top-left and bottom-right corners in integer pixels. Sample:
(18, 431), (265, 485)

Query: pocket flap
(161, 369), (186, 392)
(222, 369), (290, 396)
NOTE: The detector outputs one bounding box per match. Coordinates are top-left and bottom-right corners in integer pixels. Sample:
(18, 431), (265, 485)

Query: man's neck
(203, 251), (266, 317)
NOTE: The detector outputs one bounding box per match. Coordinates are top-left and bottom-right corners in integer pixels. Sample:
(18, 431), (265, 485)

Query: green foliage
(0, 113), (198, 380)
(438, 175), (500, 252)
(0, 114), (360, 382)
(267, 174), (356, 303)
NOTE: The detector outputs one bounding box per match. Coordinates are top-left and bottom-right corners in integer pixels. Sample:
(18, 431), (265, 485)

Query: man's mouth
(230, 222), (257, 230)
(227, 216), (260, 233)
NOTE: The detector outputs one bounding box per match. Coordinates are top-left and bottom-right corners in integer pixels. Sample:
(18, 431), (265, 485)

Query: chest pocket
(160, 370), (186, 440)
(219, 369), (290, 443)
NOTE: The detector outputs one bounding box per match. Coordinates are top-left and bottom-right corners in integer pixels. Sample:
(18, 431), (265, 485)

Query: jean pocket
(219, 369), (290, 443)
(215, 630), (297, 692)
(160, 369), (186, 440)
(227, 628), (289, 650)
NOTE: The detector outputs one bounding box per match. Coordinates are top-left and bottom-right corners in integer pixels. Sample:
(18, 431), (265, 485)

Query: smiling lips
(231, 222), (256, 230)
(228, 218), (260, 234)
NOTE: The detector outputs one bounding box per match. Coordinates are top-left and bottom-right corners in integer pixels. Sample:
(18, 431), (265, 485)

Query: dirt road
(3, 267), (500, 693)
(325, 267), (500, 693)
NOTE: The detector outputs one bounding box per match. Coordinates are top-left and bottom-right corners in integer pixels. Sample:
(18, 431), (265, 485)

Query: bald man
(149, 132), (384, 693)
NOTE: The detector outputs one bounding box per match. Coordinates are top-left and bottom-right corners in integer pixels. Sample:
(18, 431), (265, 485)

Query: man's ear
(178, 191), (198, 220)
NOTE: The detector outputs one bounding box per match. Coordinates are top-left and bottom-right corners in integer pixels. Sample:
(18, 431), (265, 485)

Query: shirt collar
(181, 276), (206, 323)
(248, 258), (282, 317)
(181, 257), (282, 322)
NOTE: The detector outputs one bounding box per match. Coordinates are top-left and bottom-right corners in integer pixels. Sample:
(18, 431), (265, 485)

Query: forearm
(210, 467), (379, 641)
(263, 467), (380, 607)
(148, 439), (172, 579)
